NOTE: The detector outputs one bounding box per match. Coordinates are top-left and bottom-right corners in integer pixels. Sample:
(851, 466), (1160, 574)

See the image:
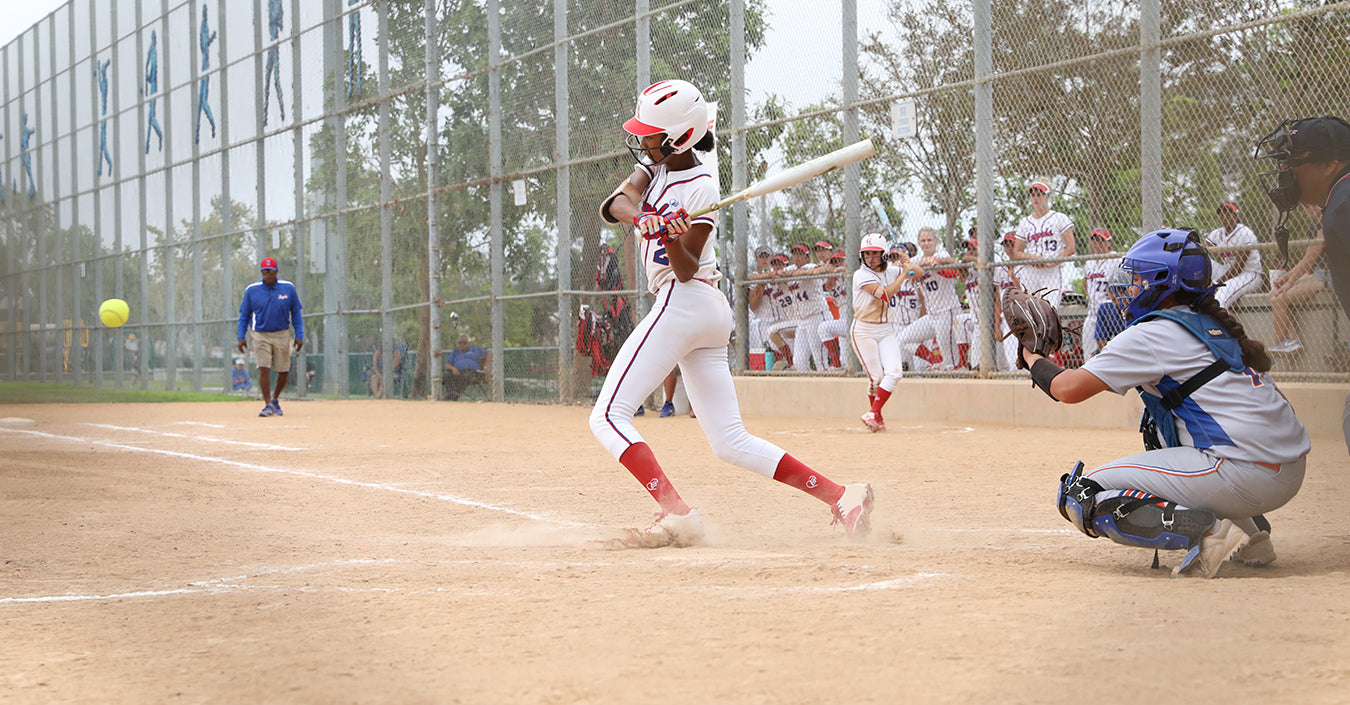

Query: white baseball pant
(1215, 272), (1261, 309)
(895, 308), (957, 370)
(589, 279), (785, 477)
(850, 320), (903, 393)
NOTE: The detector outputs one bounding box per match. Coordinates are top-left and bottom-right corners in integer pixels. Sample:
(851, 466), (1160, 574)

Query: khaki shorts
(250, 329), (294, 372)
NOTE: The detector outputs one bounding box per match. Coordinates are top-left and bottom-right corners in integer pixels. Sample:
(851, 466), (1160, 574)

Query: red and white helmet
(625, 80), (710, 156)
(860, 233), (888, 252)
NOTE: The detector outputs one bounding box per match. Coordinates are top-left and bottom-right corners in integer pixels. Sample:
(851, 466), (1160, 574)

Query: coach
(1258, 115), (1350, 450)
(237, 256), (304, 417)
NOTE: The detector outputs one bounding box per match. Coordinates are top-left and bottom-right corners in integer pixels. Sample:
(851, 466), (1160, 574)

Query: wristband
(1030, 357), (1064, 402)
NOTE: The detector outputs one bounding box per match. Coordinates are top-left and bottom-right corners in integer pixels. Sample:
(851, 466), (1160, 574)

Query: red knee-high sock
(619, 442), (690, 515)
(870, 388), (892, 419)
(773, 453), (845, 504)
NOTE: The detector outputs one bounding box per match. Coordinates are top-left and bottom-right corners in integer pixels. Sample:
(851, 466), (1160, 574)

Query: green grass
(0, 382), (249, 404)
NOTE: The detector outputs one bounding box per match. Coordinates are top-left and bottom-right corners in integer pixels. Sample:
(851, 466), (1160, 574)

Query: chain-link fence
(2, 0), (1347, 404)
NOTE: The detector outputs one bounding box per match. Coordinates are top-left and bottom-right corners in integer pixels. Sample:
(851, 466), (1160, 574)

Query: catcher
(1005, 229), (1309, 578)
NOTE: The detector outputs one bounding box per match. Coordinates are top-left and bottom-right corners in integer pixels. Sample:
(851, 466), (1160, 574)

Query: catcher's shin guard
(1091, 494), (1214, 551)
(1057, 462), (1102, 538)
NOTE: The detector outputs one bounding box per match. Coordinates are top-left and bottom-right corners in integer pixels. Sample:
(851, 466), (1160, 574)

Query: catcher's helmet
(1114, 229), (1214, 322)
(624, 80), (711, 164)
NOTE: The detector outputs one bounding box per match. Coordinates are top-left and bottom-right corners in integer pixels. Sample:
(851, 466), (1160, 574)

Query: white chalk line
(82, 423), (303, 451)
(0, 427), (587, 528)
(170, 421), (226, 429)
(0, 559), (395, 605)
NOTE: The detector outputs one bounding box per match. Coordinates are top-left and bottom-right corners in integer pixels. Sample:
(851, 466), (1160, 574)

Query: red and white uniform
(996, 264), (1022, 371)
(849, 265), (905, 394)
(1081, 254), (1123, 357)
(817, 272), (849, 369)
(1204, 223), (1262, 309)
(589, 159), (785, 476)
(785, 263), (831, 371)
(895, 268), (960, 370)
(1015, 209), (1074, 306)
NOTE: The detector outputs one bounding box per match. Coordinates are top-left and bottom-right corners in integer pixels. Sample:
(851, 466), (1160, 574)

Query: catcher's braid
(1001, 287), (1064, 370)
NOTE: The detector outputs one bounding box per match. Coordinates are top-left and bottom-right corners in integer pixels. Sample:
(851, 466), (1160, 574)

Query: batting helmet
(860, 233), (888, 252)
(624, 80), (710, 163)
(1114, 229), (1214, 322)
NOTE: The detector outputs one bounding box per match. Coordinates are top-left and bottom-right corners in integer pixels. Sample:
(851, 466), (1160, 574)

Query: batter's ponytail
(1185, 294), (1273, 373)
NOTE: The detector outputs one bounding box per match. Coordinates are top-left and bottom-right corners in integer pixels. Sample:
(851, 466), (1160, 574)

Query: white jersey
(852, 266), (901, 324)
(751, 276), (780, 325)
(914, 269), (960, 314)
(1204, 224), (1261, 280)
(889, 279), (923, 327)
(767, 278), (798, 320)
(1082, 307), (1309, 463)
(785, 264), (829, 317)
(635, 160), (721, 294)
(1016, 210), (1075, 260)
(1083, 255), (1123, 310)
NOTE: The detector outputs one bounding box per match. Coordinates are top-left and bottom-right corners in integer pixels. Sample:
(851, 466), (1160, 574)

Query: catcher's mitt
(1001, 287), (1063, 369)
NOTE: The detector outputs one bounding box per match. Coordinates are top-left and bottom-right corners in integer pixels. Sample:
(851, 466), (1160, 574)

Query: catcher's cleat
(1234, 530), (1276, 567)
(618, 508), (704, 548)
(1173, 519), (1246, 578)
(860, 412), (882, 433)
(832, 483), (874, 542)
(258, 403), (274, 417)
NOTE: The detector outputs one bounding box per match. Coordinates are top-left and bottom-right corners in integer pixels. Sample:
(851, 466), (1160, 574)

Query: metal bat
(686, 139), (876, 219)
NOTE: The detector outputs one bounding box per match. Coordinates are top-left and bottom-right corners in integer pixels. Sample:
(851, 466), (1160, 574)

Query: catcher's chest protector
(1132, 309), (1244, 450)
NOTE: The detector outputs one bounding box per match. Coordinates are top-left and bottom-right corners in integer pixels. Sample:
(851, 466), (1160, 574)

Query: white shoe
(1268, 338), (1302, 353)
(623, 508), (704, 548)
(832, 483), (875, 542)
(860, 412), (882, 433)
(1173, 519), (1246, 578)
(1234, 530), (1276, 567)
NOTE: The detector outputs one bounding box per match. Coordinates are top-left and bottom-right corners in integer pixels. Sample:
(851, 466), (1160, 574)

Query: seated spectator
(366, 345), (385, 398)
(1094, 269), (1131, 352)
(444, 334), (490, 400)
(1205, 201), (1263, 309)
(232, 358), (253, 392)
(1269, 205), (1328, 354)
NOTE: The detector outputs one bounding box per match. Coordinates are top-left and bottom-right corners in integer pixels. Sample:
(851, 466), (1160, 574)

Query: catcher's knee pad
(1057, 461), (1102, 538)
(1091, 495), (1214, 551)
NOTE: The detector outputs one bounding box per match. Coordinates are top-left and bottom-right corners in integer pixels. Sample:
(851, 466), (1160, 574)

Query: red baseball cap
(1027, 179), (1050, 194)
(1090, 228), (1111, 241)
(813, 239), (834, 250)
(1217, 201), (1239, 214)
(260, 257), (278, 271)
(829, 251), (845, 262)
(790, 243), (811, 253)
(1002, 232), (1018, 243)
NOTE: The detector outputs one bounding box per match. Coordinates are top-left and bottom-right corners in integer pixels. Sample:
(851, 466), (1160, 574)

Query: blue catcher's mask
(1112, 229), (1215, 322)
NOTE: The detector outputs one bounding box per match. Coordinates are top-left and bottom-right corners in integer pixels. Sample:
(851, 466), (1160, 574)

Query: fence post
(379, 0), (394, 398)
(425, 0), (442, 399)
(731, 0), (747, 373)
(555, 0), (573, 403)
(1140, 0), (1162, 231)
(974, 0), (995, 378)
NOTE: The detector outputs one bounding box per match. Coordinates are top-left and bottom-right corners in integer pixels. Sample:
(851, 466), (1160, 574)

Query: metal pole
(86, 2), (104, 388)
(67, 8), (80, 386)
(1140, 0), (1162, 230)
(334, 0), (350, 398)
(111, 0), (125, 387)
(291, 0), (307, 396)
(425, 0), (442, 398)
(974, 0), (995, 378)
(136, 0), (150, 389)
(50, 16), (64, 386)
(218, 0), (234, 393)
(842, 0), (860, 372)
(163, 0), (177, 392)
(488, 0), (504, 401)
(29, 30), (48, 384)
(633, 0), (650, 319)
(190, 0), (206, 394)
(555, 0), (572, 402)
(731, 0), (748, 373)
(378, 0), (394, 396)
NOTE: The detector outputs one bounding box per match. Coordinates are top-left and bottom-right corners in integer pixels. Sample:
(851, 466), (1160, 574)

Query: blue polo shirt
(238, 279), (304, 340)
(446, 345), (487, 372)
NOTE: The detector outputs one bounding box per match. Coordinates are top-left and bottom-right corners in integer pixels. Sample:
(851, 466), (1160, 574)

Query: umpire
(1257, 115), (1350, 450)
(237, 256), (304, 417)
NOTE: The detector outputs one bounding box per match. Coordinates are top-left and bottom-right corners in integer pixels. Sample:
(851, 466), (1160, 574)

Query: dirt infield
(2, 399), (1348, 704)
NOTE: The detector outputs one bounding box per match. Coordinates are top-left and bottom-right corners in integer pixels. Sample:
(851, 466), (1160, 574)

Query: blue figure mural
(144, 30), (162, 154)
(95, 58), (114, 177)
(347, 0), (362, 98)
(195, 5), (218, 144)
(263, 0), (285, 126)
(20, 113), (36, 199)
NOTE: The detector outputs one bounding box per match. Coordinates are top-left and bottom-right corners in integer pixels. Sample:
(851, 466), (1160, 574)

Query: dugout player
(1257, 115), (1350, 452)
(1204, 202), (1262, 309)
(1012, 179), (1077, 307)
(592, 79), (873, 546)
(237, 257), (304, 417)
(1019, 229), (1308, 577)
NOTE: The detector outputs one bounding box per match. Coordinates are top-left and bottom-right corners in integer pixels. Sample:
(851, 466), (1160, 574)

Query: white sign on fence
(891, 99), (917, 139)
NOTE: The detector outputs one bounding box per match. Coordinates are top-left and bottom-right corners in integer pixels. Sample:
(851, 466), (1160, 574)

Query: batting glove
(634, 212), (665, 240)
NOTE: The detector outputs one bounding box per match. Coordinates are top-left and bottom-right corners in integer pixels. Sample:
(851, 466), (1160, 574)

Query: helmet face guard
(1115, 229), (1214, 321)
(1255, 119), (1304, 213)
